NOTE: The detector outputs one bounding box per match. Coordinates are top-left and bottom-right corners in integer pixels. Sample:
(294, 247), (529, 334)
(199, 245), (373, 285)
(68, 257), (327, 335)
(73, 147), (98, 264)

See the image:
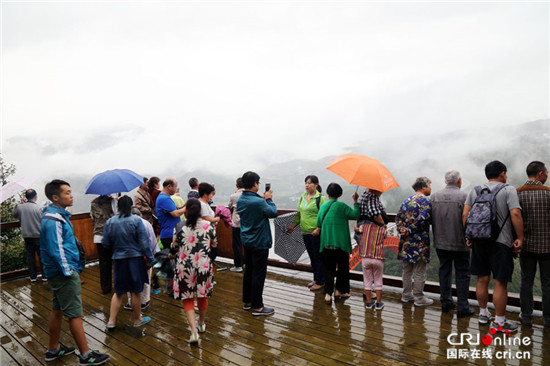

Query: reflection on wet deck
(1, 263), (549, 365)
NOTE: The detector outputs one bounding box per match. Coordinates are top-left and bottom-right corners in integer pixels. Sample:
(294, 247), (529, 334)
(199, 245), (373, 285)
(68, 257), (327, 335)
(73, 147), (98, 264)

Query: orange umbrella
(326, 153), (399, 192)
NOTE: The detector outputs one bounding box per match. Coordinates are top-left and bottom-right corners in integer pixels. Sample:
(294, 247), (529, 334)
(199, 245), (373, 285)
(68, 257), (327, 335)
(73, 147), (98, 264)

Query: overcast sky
(2, 1), (548, 189)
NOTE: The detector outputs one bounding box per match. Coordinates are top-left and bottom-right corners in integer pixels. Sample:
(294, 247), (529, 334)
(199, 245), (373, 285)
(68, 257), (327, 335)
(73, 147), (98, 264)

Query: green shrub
(1, 228), (26, 272)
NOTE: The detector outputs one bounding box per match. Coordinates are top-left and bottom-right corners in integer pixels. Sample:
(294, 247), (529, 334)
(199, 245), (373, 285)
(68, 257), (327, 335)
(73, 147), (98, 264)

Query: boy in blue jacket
(40, 179), (109, 365)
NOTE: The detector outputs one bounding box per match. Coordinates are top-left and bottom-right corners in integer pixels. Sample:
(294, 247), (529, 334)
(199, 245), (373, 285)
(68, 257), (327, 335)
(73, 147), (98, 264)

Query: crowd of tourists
(12, 160), (549, 364)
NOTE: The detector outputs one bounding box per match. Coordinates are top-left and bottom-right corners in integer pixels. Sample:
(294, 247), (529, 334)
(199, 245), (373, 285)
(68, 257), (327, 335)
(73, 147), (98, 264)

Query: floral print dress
(172, 219), (217, 300)
(396, 193), (431, 263)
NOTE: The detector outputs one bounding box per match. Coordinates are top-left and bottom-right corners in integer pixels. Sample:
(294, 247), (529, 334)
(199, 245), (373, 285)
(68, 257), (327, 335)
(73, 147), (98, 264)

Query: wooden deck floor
(1, 262), (549, 366)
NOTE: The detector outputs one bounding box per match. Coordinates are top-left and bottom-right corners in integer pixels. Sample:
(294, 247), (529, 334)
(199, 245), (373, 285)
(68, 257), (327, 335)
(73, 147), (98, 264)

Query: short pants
(470, 241), (514, 283)
(49, 271), (83, 319)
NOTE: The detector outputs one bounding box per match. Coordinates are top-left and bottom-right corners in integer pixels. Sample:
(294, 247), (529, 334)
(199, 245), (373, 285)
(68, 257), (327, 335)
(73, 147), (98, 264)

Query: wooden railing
(0, 211), (538, 310)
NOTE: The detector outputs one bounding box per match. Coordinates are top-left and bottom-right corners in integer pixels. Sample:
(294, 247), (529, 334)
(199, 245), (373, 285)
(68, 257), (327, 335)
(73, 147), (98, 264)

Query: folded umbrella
(326, 153), (399, 192)
(85, 169), (143, 196)
(274, 212), (306, 265)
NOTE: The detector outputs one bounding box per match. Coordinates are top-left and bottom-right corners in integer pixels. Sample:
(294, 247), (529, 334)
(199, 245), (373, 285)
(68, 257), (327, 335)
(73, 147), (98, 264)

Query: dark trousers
(232, 227), (243, 267)
(160, 237), (172, 250)
(322, 249), (350, 295)
(24, 237), (43, 279)
(436, 249), (471, 312)
(303, 234), (325, 286)
(520, 252), (550, 324)
(160, 237), (174, 292)
(242, 247), (269, 309)
(96, 242), (113, 294)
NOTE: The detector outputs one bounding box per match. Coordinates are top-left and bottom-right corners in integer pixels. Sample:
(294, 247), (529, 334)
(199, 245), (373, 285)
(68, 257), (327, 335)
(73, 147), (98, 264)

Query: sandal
(307, 281), (315, 288)
(324, 294), (332, 305)
(334, 290), (350, 300)
(309, 284), (324, 292)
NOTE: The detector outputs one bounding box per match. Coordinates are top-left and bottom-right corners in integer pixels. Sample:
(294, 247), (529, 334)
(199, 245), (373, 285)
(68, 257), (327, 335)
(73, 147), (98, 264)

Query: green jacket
(316, 200), (360, 254)
(292, 191), (327, 234)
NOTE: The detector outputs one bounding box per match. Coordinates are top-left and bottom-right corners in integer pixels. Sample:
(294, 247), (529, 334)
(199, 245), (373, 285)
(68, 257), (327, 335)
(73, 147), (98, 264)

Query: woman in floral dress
(171, 198), (216, 344)
(396, 177), (433, 307)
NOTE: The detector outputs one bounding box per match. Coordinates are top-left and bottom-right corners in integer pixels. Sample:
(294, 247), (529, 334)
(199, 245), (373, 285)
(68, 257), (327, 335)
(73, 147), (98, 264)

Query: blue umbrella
(85, 169), (144, 195)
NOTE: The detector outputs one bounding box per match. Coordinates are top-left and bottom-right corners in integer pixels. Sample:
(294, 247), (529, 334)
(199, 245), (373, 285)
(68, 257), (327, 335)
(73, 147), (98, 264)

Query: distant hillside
(66, 119), (548, 213)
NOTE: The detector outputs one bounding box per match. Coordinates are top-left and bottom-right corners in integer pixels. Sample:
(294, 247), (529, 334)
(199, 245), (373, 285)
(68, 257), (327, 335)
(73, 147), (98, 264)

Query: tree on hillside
(0, 156), (26, 272)
(0, 156), (18, 222)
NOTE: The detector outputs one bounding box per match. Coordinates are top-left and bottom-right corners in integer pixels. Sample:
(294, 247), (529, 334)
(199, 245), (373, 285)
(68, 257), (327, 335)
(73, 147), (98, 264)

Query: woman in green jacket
(314, 183), (360, 305)
(287, 175), (327, 291)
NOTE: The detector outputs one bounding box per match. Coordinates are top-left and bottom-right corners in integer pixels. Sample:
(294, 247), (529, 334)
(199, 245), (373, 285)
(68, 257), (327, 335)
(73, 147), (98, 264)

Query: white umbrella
(0, 176), (39, 203)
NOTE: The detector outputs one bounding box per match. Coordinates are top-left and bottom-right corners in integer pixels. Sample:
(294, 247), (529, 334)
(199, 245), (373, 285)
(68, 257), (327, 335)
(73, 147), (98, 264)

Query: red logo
(481, 334), (493, 346)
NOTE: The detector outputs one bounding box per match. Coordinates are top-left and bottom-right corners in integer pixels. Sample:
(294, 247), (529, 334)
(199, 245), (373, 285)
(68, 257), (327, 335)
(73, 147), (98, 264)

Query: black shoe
(519, 315), (533, 326)
(457, 307), (476, 318)
(442, 303), (456, 313)
(252, 307), (275, 316)
(123, 303), (132, 311)
(79, 350), (109, 365)
(45, 344), (75, 362)
(141, 301), (150, 310)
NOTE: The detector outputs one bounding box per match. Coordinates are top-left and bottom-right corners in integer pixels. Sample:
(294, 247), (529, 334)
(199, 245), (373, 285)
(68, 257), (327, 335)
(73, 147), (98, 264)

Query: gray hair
(131, 208), (142, 217)
(444, 170), (461, 184)
(412, 177), (432, 191)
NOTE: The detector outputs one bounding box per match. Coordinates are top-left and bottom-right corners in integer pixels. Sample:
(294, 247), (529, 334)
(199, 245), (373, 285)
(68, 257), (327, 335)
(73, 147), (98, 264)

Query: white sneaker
(197, 323), (206, 333)
(230, 267), (243, 273)
(414, 297), (434, 307)
(189, 331), (199, 344)
(478, 313), (491, 324)
(492, 320), (518, 332)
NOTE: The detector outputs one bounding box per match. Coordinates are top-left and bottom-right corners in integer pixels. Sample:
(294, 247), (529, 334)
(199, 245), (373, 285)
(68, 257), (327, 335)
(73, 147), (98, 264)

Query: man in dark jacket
(237, 171), (278, 316)
(90, 195), (116, 294)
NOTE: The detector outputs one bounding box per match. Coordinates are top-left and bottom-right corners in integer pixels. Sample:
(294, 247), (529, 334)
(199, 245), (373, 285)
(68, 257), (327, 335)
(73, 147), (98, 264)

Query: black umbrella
(274, 212), (306, 265)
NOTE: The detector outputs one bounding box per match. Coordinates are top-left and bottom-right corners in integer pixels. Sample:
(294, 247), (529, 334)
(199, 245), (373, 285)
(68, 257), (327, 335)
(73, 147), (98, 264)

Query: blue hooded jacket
(40, 204), (82, 278)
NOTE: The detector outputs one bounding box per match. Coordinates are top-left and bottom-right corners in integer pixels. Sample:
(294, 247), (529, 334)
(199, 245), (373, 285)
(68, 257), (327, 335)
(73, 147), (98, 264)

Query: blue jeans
(436, 249), (471, 312)
(520, 251), (550, 325)
(303, 234), (324, 286)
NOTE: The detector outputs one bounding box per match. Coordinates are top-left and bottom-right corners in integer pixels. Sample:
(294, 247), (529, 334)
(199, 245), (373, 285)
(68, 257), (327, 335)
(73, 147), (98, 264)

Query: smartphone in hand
(265, 183), (271, 192)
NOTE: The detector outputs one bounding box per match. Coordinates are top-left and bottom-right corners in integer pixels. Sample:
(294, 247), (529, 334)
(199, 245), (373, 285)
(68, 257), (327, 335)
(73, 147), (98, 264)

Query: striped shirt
(517, 180), (550, 254)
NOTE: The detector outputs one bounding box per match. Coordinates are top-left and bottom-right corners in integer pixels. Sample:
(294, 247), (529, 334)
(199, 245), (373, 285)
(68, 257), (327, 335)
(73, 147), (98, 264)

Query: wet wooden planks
(1, 263), (549, 365)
